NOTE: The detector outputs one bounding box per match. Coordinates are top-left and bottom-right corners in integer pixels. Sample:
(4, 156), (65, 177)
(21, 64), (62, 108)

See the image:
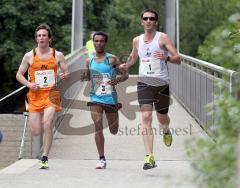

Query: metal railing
(0, 86), (26, 103)
(168, 53), (237, 134)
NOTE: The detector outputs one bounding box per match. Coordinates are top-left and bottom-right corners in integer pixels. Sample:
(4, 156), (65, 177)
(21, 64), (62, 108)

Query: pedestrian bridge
(0, 47), (238, 188)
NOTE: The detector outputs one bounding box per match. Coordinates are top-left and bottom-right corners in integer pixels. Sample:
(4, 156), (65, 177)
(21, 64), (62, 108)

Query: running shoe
(96, 159), (107, 169)
(163, 131), (172, 147)
(39, 160), (49, 169)
(143, 154), (156, 170)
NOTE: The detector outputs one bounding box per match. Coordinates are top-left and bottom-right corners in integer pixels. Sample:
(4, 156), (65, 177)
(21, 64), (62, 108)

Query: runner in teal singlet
(82, 31), (128, 169)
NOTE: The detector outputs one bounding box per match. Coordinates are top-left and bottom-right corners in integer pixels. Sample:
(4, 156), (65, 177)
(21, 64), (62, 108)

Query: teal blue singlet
(89, 53), (118, 104)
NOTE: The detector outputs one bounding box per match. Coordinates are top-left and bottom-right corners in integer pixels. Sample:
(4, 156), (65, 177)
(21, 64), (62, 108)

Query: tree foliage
(187, 93), (240, 188)
(84, 0), (112, 37)
(197, 12), (240, 70)
(179, 0), (239, 56)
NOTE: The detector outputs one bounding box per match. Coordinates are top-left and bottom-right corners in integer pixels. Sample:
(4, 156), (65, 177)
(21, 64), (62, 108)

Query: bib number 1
(139, 58), (161, 77)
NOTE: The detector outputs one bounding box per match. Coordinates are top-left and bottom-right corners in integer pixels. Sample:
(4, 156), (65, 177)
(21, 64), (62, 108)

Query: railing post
(231, 71), (240, 100)
(18, 112), (29, 159)
(165, 0), (176, 44)
(71, 0), (84, 52)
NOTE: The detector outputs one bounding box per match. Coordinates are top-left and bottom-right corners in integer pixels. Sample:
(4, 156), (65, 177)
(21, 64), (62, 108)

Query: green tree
(197, 13), (240, 70)
(0, 0), (72, 97)
(84, 0), (112, 43)
(179, 0), (239, 56)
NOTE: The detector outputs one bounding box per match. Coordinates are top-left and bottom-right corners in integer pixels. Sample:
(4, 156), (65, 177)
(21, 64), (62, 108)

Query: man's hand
(27, 82), (40, 91)
(107, 78), (119, 86)
(59, 72), (68, 80)
(118, 63), (128, 72)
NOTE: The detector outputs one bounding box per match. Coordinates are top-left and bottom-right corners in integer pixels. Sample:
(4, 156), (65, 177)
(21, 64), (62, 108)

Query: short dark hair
(35, 23), (52, 39)
(93, 31), (108, 42)
(141, 9), (158, 21)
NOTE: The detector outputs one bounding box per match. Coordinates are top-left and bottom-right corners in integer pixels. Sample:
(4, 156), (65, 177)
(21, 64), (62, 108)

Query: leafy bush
(187, 93), (240, 188)
(197, 12), (240, 71)
(187, 8), (240, 188)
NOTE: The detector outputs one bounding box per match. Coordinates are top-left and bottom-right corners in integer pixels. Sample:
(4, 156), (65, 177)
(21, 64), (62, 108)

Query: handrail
(18, 112), (29, 159)
(180, 53), (235, 76)
(0, 86), (26, 103)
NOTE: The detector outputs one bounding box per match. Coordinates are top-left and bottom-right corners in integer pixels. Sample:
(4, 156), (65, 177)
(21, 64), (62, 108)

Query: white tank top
(138, 32), (169, 86)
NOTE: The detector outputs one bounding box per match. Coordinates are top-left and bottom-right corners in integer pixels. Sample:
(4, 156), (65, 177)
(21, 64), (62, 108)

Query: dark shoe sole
(143, 163), (157, 170)
(39, 166), (48, 169)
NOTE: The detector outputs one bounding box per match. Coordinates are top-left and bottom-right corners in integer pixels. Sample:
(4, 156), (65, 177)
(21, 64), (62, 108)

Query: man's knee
(95, 127), (103, 134)
(91, 113), (102, 124)
(42, 120), (53, 133)
(141, 111), (152, 124)
(30, 124), (42, 136)
(109, 123), (119, 135)
(31, 129), (41, 136)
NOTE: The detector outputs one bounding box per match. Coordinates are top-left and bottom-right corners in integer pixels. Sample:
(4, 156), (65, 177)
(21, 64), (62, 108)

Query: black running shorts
(137, 82), (170, 114)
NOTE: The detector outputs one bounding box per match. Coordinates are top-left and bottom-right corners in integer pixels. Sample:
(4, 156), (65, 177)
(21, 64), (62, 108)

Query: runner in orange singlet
(16, 23), (68, 169)
(27, 48), (61, 112)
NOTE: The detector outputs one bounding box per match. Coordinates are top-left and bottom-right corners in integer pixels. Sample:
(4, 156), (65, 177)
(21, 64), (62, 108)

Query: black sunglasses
(142, 17), (156, 21)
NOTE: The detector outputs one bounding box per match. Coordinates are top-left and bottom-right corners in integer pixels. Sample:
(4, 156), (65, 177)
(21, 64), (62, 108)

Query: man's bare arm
(162, 34), (180, 64)
(108, 56), (128, 86)
(80, 58), (90, 81)
(126, 37), (139, 68)
(57, 52), (69, 80)
(16, 53), (33, 89)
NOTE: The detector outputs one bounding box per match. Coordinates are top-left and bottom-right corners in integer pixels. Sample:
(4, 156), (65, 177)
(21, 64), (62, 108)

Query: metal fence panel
(169, 54), (236, 133)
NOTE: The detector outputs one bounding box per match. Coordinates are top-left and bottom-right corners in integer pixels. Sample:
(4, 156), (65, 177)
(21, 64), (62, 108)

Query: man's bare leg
(140, 104), (156, 170)
(105, 110), (119, 135)
(90, 105), (104, 157)
(29, 112), (42, 158)
(42, 106), (56, 157)
(156, 113), (172, 147)
(140, 104), (154, 155)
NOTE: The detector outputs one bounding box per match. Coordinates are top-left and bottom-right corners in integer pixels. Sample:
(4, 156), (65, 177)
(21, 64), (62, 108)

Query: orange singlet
(27, 48), (61, 112)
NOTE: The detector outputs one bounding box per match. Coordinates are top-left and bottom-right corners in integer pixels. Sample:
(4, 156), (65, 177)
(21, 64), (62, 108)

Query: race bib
(35, 70), (55, 88)
(139, 57), (161, 77)
(93, 74), (112, 96)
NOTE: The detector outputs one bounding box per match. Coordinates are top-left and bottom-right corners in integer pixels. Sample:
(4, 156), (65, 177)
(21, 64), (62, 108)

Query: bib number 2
(35, 70), (55, 88)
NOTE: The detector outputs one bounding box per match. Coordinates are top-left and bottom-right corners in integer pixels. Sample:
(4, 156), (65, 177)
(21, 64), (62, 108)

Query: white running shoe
(96, 159), (107, 169)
